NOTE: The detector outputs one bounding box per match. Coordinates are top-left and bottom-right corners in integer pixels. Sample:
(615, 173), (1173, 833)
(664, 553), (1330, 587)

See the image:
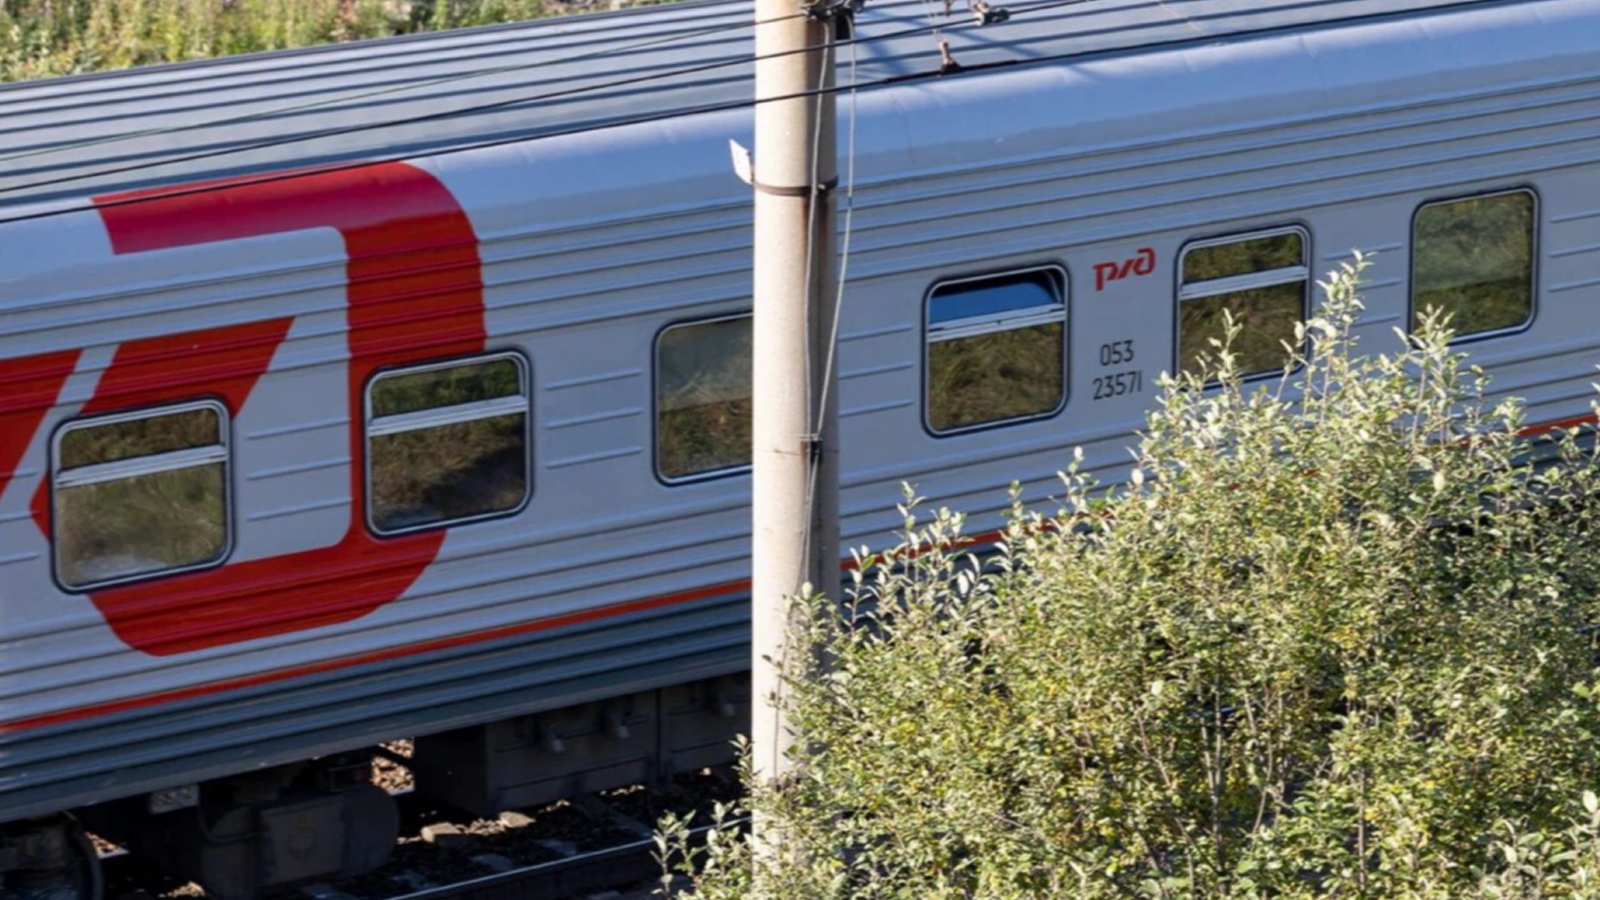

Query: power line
(0, 0), (1510, 219)
(0, 74), (876, 228)
(0, 8), (808, 168)
(0, 0), (1094, 207)
(0, 20), (817, 200)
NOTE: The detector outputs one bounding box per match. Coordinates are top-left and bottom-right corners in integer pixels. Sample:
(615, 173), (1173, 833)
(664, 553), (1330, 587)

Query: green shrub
(661, 256), (1600, 899)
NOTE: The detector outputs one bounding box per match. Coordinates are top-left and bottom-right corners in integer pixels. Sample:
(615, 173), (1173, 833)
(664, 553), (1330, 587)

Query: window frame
(1407, 186), (1539, 344)
(653, 310), (755, 486)
(1174, 224), (1312, 386)
(922, 264), (1070, 438)
(50, 398), (234, 592)
(363, 350), (533, 537)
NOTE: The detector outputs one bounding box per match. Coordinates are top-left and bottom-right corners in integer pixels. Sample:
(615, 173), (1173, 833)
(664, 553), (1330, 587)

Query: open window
(1178, 227), (1309, 382)
(366, 353), (530, 535)
(1411, 189), (1536, 339)
(656, 313), (753, 482)
(53, 401), (230, 590)
(925, 268), (1067, 434)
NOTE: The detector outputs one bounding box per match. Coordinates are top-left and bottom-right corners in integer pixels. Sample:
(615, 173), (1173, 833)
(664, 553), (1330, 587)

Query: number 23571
(1094, 340), (1143, 401)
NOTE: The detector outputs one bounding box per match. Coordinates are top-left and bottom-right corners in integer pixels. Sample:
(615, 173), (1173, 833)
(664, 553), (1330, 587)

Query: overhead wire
(0, 76), (838, 228)
(0, 0), (1099, 211)
(914, 0), (948, 72)
(0, 21), (822, 200)
(2, 0), (1502, 214)
(0, 7), (812, 168)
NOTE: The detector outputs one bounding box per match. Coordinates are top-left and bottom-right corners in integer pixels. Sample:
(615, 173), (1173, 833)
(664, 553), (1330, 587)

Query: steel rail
(380, 816), (749, 900)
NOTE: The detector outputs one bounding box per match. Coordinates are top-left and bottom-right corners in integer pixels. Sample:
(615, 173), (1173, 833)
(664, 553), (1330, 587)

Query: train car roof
(0, 0), (1527, 210)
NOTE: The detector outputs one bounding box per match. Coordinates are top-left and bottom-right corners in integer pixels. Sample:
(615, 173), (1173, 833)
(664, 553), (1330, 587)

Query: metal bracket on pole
(729, 139), (840, 196)
(754, 178), (839, 198)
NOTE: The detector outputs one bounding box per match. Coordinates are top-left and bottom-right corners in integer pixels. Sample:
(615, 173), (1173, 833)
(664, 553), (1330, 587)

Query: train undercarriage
(2, 674), (747, 900)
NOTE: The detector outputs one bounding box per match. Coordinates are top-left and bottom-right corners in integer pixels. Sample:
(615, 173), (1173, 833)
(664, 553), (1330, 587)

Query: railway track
(98, 764), (741, 900)
(379, 817), (744, 900)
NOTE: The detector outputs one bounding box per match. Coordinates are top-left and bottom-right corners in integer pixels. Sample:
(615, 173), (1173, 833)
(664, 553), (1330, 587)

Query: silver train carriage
(1, 0), (1597, 894)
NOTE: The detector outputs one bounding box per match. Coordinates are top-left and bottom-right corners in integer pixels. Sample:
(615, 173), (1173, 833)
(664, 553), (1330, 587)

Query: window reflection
(54, 402), (229, 590)
(656, 315), (753, 480)
(57, 465), (226, 587)
(1413, 191), (1534, 337)
(59, 406), (219, 469)
(370, 416), (527, 531)
(1178, 229), (1308, 381)
(926, 270), (1066, 433)
(367, 354), (530, 534)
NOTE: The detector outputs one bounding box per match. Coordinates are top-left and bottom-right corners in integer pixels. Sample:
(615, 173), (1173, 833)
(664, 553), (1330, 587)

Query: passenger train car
(2, 0), (1597, 894)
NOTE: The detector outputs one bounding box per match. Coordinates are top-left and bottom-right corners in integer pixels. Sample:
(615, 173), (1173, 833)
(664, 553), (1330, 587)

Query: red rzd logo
(0, 162), (485, 657)
(1094, 247), (1156, 292)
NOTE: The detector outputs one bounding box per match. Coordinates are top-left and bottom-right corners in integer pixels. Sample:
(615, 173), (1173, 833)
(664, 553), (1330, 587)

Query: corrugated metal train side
(1, 0), (1598, 892)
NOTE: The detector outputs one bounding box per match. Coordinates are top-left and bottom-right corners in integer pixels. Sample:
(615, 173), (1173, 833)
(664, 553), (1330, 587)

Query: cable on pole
(814, 6), (861, 477)
(794, 5), (835, 589)
(798, 0), (862, 594)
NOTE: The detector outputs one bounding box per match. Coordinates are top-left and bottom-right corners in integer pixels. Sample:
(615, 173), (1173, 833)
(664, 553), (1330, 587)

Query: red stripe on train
(5, 157), (1598, 726)
(3, 409), (1600, 733)
(0, 351), (80, 504)
(3, 413), (1597, 733)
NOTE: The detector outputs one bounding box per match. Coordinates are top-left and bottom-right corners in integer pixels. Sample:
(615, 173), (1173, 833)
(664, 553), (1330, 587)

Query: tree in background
(661, 257), (1600, 899)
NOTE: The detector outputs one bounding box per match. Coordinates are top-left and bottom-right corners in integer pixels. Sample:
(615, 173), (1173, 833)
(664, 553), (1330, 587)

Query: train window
(1178, 228), (1309, 382)
(366, 353), (530, 535)
(1412, 190), (1536, 339)
(656, 313), (753, 481)
(926, 268), (1066, 434)
(53, 401), (230, 590)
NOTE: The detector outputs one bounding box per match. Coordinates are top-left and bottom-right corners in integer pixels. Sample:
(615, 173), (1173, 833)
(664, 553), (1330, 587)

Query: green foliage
(1178, 230), (1308, 381)
(664, 256), (1600, 899)
(1177, 281), (1304, 381)
(0, 0), (560, 82)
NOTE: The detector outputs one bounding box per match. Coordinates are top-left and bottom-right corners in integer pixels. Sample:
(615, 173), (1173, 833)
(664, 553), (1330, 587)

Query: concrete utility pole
(749, 0), (839, 876)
